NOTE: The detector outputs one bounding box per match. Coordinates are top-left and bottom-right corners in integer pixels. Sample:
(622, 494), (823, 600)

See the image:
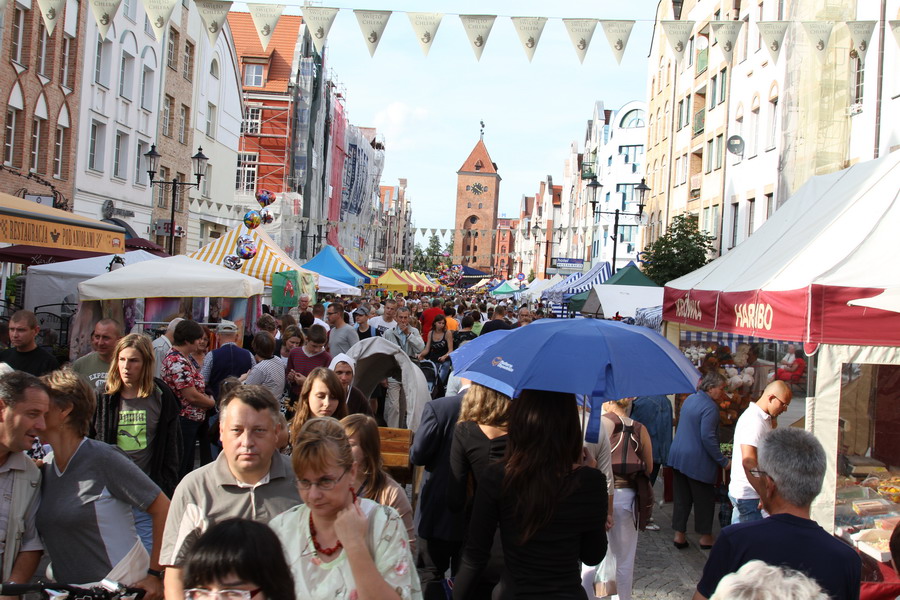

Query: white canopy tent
(521, 274), (563, 302)
(581, 284), (664, 319)
(78, 255), (264, 300)
(25, 250), (159, 311)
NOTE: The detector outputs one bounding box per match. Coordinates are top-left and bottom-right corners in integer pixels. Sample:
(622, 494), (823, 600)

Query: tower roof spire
(480, 120), (485, 140)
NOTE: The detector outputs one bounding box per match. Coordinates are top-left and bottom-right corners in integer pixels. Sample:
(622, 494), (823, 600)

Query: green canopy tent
(602, 264), (659, 287)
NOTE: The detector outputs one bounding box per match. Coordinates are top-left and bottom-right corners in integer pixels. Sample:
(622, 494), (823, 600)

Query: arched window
(620, 109), (646, 128)
(210, 59), (219, 78)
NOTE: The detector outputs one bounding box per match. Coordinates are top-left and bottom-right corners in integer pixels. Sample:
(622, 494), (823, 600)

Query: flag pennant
(88, 0), (122, 39)
(756, 21), (790, 64)
(459, 14), (497, 61)
(511, 16), (548, 62)
(891, 21), (900, 50)
(248, 3), (284, 51)
(36, 0), (66, 35)
(562, 19), (597, 64)
(354, 10), (391, 57)
(302, 6), (339, 54)
(600, 20), (634, 65)
(661, 20), (695, 62)
(845, 21), (876, 64)
(195, 0), (232, 47)
(711, 20), (744, 63)
(407, 12), (442, 56)
(802, 21), (834, 62)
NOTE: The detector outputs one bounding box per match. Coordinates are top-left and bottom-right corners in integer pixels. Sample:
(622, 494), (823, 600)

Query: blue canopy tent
(302, 245), (366, 287)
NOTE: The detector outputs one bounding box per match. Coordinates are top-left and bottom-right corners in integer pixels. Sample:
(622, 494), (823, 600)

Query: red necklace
(309, 513), (342, 556)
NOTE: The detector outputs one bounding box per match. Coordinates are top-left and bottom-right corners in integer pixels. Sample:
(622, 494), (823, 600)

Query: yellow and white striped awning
(189, 225), (318, 287)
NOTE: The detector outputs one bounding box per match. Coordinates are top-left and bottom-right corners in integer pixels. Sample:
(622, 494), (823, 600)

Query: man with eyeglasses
(694, 428), (860, 600)
(325, 301), (358, 356)
(159, 385), (300, 600)
(727, 380), (792, 524)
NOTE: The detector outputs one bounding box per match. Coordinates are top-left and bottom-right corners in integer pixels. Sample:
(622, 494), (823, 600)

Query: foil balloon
(223, 255), (242, 270)
(236, 240), (258, 260)
(243, 210), (262, 230)
(237, 234), (254, 248)
(256, 189), (276, 208)
(259, 208), (274, 225)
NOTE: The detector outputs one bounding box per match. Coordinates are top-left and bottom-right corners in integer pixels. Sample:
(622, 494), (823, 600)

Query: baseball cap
(354, 306), (371, 317)
(216, 320), (238, 334)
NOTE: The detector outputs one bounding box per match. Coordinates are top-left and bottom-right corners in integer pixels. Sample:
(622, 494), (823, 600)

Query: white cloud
(373, 102), (430, 151)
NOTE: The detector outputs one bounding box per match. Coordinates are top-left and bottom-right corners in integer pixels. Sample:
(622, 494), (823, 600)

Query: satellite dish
(727, 135), (745, 156)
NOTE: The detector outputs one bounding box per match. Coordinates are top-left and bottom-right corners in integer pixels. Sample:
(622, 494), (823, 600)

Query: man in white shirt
(368, 299), (399, 337)
(728, 380), (792, 523)
(152, 318), (182, 378)
(779, 344), (796, 367)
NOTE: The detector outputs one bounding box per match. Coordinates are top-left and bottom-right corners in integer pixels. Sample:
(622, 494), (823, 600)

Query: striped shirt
(244, 357), (287, 399)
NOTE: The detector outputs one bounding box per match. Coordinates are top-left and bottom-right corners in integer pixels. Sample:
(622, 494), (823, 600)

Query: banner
(354, 10), (391, 57)
(661, 20), (695, 62)
(845, 21), (876, 63)
(802, 21), (834, 62)
(511, 16), (548, 62)
(459, 14), (496, 61)
(89, 0), (122, 39)
(562, 18), (597, 64)
(407, 12), (442, 56)
(36, 0), (66, 35)
(892, 21), (900, 50)
(248, 3), (284, 51)
(195, 0), (233, 47)
(302, 6), (339, 54)
(756, 21), (790, 64)
(599, 20), (634, 65)
(272, 270), (299, 307)
(711, 20), (743, 63)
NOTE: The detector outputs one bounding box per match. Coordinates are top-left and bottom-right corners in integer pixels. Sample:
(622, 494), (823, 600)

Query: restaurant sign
(0, 213), (123, 253)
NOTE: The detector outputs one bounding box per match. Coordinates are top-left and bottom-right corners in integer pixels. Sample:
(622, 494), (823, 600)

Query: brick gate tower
(453, 134), (501, 273)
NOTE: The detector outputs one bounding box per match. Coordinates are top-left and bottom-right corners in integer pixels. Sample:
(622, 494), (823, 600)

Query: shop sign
(154, 219), (185, 237)
(552, 257), (584, 270)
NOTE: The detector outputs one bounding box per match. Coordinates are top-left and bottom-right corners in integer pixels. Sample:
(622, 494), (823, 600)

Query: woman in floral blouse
(161, 319), (214, 479)
(268, 417), (421, 600)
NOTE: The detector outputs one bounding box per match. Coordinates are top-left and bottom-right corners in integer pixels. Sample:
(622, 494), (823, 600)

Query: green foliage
(411, 234), (446, 273)
(527, 269), (535, 283)
(640, 214), (715, 286)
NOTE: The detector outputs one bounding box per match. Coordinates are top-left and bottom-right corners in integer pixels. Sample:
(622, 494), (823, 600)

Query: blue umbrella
(455, 318), (700, 400)
(449, 329), (514, 373)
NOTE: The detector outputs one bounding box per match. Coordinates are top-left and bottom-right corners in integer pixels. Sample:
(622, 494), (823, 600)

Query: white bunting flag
(802, 21), (834, 62)
(195, 0), (232, 47)
(354, 10), (391, 57)
(440, 229), (447, 236)
(756, 21), (790, 64)
(891, 21), (900, 50)
(407, 12), (442, 56)
(302, 7), (339, 54)
(89, 0), (122, 38)
(711, 20), (744, 63)
(600, 20), (634, 65)
(248, 3), (284, 51)
(36, 0), (66, 35)
(459, 14), (497, 61)
(510, 16), (548, 62)
(845, 21), (877, 63)
(661, 20), (696, 62)
(562, 19), (597, 64)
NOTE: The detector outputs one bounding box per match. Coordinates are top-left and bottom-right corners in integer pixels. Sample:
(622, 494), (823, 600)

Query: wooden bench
(379, 427), (423, 509)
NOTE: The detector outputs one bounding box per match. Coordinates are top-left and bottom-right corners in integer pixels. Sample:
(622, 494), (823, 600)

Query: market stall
(375, 269), (413, 293)
(303, 245), (367, 286)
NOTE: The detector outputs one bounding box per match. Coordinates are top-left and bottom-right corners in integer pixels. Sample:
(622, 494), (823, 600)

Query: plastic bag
(593, 551), (617, 597)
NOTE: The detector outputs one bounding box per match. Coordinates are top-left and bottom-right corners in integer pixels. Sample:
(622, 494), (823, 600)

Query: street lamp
(532, 223), (563, 277)
(592, 177), (651, 274)
(145, 144), (209, 255)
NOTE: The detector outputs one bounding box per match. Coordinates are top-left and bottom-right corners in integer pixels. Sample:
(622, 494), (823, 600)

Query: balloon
(237, 240), (258, 260)
(237, 234), (254, 248)
(259, 208), (274, 225)
(243, 210), (262, 229)
(256, 189), (276, 208)
(223, 255), (242, 270)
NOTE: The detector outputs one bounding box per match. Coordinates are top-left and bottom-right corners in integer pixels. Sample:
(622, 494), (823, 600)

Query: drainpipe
(872, 0), (886, 159)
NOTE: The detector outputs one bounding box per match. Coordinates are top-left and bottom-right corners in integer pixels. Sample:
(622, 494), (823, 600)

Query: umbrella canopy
(449, 330), (514, 373)
(455, 318), (700, 400)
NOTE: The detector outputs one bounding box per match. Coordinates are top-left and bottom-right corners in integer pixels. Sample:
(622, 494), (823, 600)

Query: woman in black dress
(419, 314), (454, 387)
(453, 389), (608, 600)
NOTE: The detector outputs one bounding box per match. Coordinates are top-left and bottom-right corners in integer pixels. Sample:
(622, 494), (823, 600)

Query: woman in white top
(241, 332), (286, 401)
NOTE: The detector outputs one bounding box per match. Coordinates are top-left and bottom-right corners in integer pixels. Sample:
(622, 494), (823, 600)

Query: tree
(639, 214), (715, 285)
(411, 234), (445, 273)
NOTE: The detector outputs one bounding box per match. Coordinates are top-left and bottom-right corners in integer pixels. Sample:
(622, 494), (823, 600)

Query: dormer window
(243, 63), (264, 87)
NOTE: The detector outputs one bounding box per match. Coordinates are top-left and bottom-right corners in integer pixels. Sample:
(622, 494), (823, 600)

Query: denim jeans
(729, 494), (764, 524)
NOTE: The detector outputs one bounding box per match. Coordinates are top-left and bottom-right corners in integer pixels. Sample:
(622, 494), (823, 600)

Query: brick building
(453, 137), (501, 274)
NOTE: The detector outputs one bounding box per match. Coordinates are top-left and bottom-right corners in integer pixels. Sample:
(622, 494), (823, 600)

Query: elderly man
(160, 385), (299, 600)
(694, 428), (860, 600)
(515, 306), (533, 327)
(0, 372), (49, 585)
(72, 318), (123, 393)
(201, 321), (254, 404)
(382, 307), (424, 428)
(152, 318), (183, 378)
(0, 310), (59, 376)
(728, 380), (792, 523)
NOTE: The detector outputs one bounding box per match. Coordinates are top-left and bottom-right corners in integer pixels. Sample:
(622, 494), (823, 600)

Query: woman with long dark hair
(453, 390), (608, 600)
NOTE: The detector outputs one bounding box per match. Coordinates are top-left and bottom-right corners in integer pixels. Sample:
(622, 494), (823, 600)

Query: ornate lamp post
(144, 144), (208, 255)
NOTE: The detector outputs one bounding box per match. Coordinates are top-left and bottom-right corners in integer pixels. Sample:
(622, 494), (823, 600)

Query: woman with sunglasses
(269, 417), (421, 600)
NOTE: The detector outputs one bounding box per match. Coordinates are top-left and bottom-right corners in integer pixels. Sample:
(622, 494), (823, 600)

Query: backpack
(604, 412), (645, 478)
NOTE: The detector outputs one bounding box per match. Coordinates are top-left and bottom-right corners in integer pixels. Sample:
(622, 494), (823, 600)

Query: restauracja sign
(734, 302), (774, 330)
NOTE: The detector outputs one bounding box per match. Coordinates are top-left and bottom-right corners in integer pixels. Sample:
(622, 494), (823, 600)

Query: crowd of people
(0, 290), (892, 600)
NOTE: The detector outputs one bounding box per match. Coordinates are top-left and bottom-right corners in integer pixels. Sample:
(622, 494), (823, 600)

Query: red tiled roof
(227, 12), (302, 94)
(458, 139), (499, 176)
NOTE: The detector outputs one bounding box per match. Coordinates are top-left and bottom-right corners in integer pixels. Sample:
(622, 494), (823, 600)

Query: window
(687, 36), (695, 66)
(677, 99), (684, 129)
(852, 55), (864, 104)
(157, 166), (169, 207)
(619, 109), (645, 128)
(118, 52), (135, 99)
(201, 164), (211, 197)
(674, 156), (681, 186)
(140, 67), (154, 110)
(747, 198), (756, 236)
(36, 23), (49, 77)
(748, 102), (760, 157)
(734, 114), (743, 164)
(765, 193), (775, 217)
(30, 118), (45, 173)
(680, 152), (688, 185)
(95, 35), (112, 87)
(60, 36), (74, 88)
(183, 42), (194, 80)
(244, 107), (261, 134)
(122, 0), (135, 20)
(710, 75), (718, 108)
(756, 2), (764, 51)
(616, 184), (639, 209)
(145, 15), (154, 36)
(3, 109), (17, 166)
(618, 145), (643, 164)
(243, 64), (264, 87)
(705, 139), (714, 173)
(95, 36), (104, 84)
(206, 103), (217, 137)
(175, 173), (186, 211)
(88, 121), (106, 172)
(10, 8), (25, 65)
(53, 126), (66, 178)
(739, 16), (750, 62)
(767, 97), (778, 149)
(715, 134), (724, 169)
(179, 104), (188, 143)
(731, 203), (739, 248)
(136, 140), (148, 184)
(162, 95), (173, 137)
(210, 59), (219, 79)
(235, 153), (257, 192)
(167, 28), (179, 69)
(113, 131), (128, 179)
(719, 69), (727, 105)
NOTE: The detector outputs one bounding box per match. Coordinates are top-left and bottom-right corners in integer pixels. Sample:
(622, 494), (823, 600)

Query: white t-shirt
(369, 316), (398, 337)
(780, 352), (795, 365)
(728, 402), (773, 500)
(313, 317), (330, 332)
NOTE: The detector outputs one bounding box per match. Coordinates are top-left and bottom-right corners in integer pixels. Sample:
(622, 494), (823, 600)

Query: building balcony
(581, 162), (596, 180)
(693, 109), (705, 138)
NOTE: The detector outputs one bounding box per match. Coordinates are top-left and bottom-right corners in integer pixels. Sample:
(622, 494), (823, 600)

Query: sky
(240, 1), (659, 246)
